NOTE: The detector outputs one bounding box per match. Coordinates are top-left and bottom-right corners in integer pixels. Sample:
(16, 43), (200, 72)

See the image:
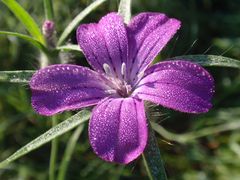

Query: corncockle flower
(30, 12), (214, 164)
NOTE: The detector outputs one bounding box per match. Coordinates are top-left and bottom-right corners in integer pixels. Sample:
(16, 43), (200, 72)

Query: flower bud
(42, 20), (55, 47)
(42, 20), (55, 38)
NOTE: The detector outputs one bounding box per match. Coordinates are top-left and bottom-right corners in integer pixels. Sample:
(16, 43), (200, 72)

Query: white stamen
(137, 71), (144, 81)
(105, 89), (117, 94)
(103, 63), (112, 76)
(121, 62), (126, 77)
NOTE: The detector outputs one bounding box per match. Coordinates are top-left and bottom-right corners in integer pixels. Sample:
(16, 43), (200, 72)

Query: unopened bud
(42, 20), (55, 38)
(42, 20), (55, 47)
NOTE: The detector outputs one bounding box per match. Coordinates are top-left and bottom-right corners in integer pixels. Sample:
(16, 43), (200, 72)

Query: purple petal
(127, 13), (181, 82)
(89, 97), (148, 164)
(30, 64), (111, 116)
(77, 13), (128, 78)
(133, 60), (214, 113)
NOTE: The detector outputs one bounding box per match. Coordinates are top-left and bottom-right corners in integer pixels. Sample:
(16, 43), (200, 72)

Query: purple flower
(30, 12), (214, 164)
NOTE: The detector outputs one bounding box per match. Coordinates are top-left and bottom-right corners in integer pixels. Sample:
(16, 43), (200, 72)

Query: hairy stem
(49, 116), (59, 180)
(142, 124), (167, 180)
(57, 125), (84, 180)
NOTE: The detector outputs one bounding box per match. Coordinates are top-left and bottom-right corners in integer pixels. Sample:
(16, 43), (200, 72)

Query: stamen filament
(105, 89), (117, 94)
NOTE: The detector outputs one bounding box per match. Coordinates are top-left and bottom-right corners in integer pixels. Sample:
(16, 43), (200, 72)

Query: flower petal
(89, 97), (148, 164)
(133, 60), (214, 113)
(30, 64), (111, 116)
(77, 13), (128, 78)
(127, 13), (181, 82)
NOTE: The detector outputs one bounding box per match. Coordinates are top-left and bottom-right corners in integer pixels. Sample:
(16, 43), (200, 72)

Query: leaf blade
(171, 55), (240, 68)
(0, 31), (47, 52)
(118, 0), (132, 23)
(0, 70), (35, 83)
(0, 110), (91, 169)
(1, 0), (45, 44)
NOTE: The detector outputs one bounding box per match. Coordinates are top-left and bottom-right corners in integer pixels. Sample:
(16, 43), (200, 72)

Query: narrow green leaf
(2, 0), (45, 44)
(0, 31), (47, 52)
(151, 120), (240, 144)
(118, 0), (132, 23)
(0, 110), (91, 169)
(56, 44), (82, 52)
(44, 0), (54, 20)
(172, 55), (240, 69)
(57, 0), (107, 46)
(57, 124), (84, 180)
(0, 70), (35, 83)
(142, 124), (167, 180)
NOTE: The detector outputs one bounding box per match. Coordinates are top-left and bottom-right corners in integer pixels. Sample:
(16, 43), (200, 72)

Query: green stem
(39, 51), (50, 68)
(57, 125), (84, 180)
(44, 0), (54, 20)
(49, 116), (59, 180)
(151, 120), (240, 144)
(142, 124), (167, 180)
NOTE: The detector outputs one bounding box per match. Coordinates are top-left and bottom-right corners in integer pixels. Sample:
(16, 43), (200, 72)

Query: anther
(121, 62), (127, 78)
(103, 63), (112, 76)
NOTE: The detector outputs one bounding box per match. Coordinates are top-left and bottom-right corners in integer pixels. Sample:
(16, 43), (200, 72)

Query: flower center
(103, 63), (132, 97)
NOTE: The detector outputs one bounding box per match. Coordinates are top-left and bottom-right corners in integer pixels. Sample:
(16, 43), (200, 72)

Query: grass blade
(172, 55), (240, 69)
(57, 0), (107, 46)
(0, 31), (47, 52)
(1, 0), (45, 44)
(0, 70), (35, 83)
(142, 124), (167, 180)
(0, 110), (91, 169)
(118, 0), (132, 23)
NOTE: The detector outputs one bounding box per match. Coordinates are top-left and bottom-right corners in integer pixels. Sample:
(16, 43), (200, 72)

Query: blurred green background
(1, 0), (240, 179)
